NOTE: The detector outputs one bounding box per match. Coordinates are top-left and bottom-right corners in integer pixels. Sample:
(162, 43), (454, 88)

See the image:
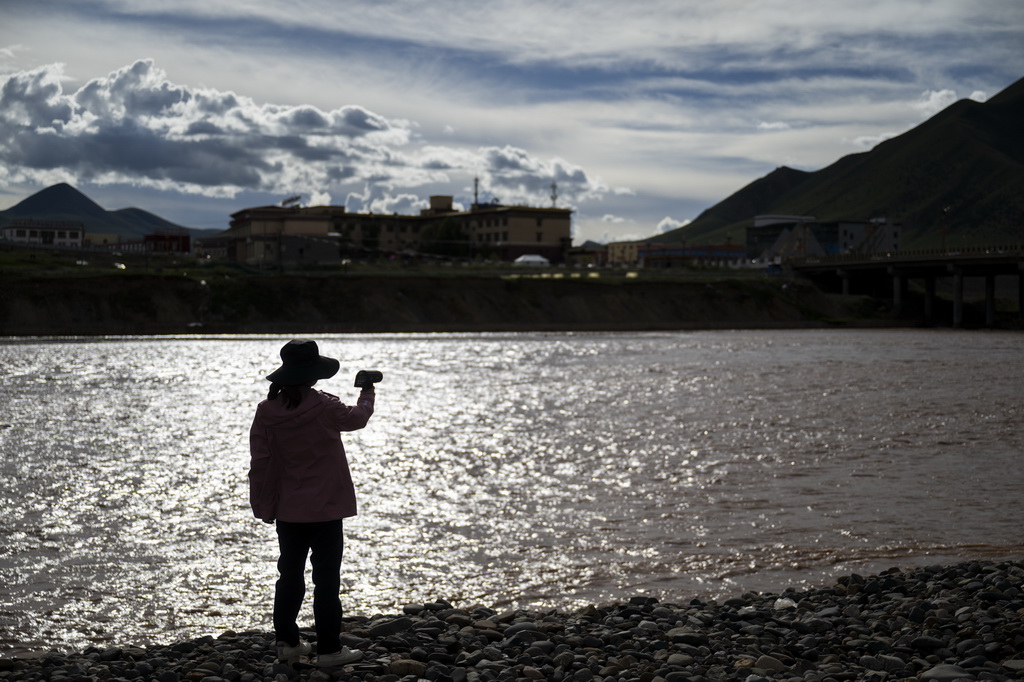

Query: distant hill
(654, 75), (1024, 249)
(0, 183), (219, 241)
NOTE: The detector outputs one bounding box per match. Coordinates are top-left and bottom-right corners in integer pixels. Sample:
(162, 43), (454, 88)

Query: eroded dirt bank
(1, 273), (887, 335)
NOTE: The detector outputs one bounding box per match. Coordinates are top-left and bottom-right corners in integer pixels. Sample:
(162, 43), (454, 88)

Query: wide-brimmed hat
(266, 339), (340, 385)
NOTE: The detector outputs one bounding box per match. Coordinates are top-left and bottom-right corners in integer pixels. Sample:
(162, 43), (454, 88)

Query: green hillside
(655, 75), (1024, 249)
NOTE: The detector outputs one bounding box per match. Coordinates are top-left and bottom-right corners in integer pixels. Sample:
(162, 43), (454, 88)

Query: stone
(572, 668), (594, 681)
(389, 659), (427, 676)
(666, 654), (693, 666)
(505, 621), (542, 635)
(913, 635), (948, 650)
(754, 654), (786, 672)
(369, 616), (414, 638)
(859, 655), (883, 670)
(920, 663), (973, 681)
(6, 561), (1024, 682)
(878, 654), (908, 672)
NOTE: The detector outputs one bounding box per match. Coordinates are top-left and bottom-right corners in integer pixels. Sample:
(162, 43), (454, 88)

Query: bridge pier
(985, 274), (996, 327)
(953, 268), (964, 328)
(924, 276), (936, 325)
(1020, 264), (1024, 321)
(889, 268), (907, 315)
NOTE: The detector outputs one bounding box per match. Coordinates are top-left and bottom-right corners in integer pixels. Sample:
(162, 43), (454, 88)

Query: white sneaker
(316, 646), (362, 667)
(275, 639), (312, 663)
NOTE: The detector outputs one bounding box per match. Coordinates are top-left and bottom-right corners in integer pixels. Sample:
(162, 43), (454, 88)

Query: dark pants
(273, 519), (344, 654)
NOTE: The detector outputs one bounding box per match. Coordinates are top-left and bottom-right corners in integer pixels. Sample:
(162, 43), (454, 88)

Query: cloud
(74, 0), (1019, 80)
(476, 145), (608, 207)
(344, 184), (429, 215)
(911, 89), (958, 118)
(308, 190), (332, 206)
(847, 132), (898, 150)
(658, 217), (690, 234)
(757, 121), (791, 131)
(0, 59), (610, 212)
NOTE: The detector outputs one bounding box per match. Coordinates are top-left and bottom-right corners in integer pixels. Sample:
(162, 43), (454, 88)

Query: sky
(1, 1), (1022, 244)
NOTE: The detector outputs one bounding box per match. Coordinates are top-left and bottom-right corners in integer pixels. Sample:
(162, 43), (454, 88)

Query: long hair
(268, 383), (304, 410)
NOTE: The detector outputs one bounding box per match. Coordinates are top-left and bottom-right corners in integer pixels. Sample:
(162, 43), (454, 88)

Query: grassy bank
(0, 245), (899, 335)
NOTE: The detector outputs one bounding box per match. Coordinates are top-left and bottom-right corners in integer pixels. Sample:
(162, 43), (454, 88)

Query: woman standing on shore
(248, 339), (376, 668)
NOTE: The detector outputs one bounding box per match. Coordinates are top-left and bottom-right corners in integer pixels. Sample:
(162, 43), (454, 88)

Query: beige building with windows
(2, 219), (84, 247)
(606, 241), (641, 265)
(201, 196), (572, 266)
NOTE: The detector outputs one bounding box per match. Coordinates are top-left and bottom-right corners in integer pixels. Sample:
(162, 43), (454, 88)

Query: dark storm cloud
(0, 59), (415, 197)
(0, 65), (74, 126)
(0, 58), (609, 211)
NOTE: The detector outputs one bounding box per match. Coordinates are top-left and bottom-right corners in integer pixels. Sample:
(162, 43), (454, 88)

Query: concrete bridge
(789, 245), (1024, 327)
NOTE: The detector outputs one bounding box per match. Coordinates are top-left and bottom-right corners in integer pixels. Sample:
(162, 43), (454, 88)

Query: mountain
(653, 75), (1024, 249)
(0, 183), (216, 240)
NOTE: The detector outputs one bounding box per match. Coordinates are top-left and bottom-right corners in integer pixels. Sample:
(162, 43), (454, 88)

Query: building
(606, 241), (641, 266)
(118, 229), (192, 254)
(604, 240), (745, 268)
(747, 215), (901, 262)
(566, 240), (607, 268)
(639, 243), (747, 268)
(84, 233), (120, 248)
(201, 196), (573, 267)
(1, 219), (84, 247)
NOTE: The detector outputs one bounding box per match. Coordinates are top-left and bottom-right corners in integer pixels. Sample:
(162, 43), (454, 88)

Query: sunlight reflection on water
(1, 330), (1022, 654)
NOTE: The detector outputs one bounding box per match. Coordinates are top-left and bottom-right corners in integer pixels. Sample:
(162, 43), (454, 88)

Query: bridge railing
(790, 244), (1024, 267)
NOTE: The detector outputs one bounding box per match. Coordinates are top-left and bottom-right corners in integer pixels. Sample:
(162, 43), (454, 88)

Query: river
(1, 329), (1021, 655)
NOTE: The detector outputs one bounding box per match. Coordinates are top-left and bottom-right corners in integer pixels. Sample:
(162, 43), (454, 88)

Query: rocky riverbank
(0, 272), (892, 335)
(3, 560), (1023, 681)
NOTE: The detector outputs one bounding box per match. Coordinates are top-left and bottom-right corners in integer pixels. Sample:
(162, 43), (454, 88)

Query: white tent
(513, 254), (550, 266)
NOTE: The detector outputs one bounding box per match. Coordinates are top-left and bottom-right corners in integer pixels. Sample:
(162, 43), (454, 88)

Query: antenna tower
(550, 181), (558, 208)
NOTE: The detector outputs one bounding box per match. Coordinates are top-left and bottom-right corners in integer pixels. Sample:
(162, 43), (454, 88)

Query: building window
(536, 232), (543, 242)
(536, 218), (543, 227)
(16, 230), (26, 238)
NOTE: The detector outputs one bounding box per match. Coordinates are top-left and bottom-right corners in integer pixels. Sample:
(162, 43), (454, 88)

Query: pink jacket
(249, 387), (374, 523)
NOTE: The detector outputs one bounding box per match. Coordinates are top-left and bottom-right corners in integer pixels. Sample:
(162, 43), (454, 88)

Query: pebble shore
(3, 560), (1023, 682)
